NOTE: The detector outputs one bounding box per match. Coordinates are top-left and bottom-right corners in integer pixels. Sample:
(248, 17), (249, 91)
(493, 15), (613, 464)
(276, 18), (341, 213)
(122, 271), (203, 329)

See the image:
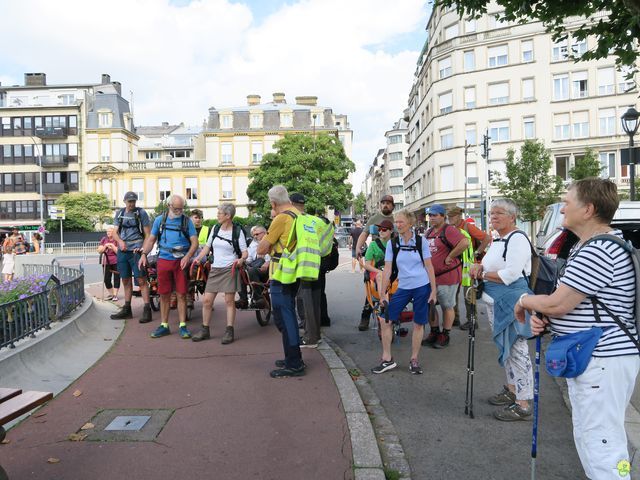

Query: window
(488, 45), (508, 68)
(552, 38), (568, 61)
(250, 114), (262, 128)
(440, 165), (454, 191)
(390, 186), (403, 194)
(599, 152), (616, 178)
(68, 143), (78, 159)
(553, 113), (570, 140)
(389, 169), (404, 178)
(100, 139), (110, 162)
(221, 142), (233, 164)
(523, 117), (535, 139)
(59, 94), (75, 106)
(388, 152), (402, 161)
(522, 78), (534, 101)
(571, 38), (587, 56)
(572, 111), (589, 138)
(221, 176), (233, 199)
(312, 113), (323, 127)
(617, 67), (635, 93)
(488, 13), (507, 28)
(465, 124), (476, 145)
(489, 82), (509, 105)
(251, 141), (263, 164)
(489, 120), (510, 142)
(464, 87), (476, 109)
(439, 56), (452, 79)
(439, 91), (453, 114)
(553, 74), (569, 100)
(132, 178), (145, 202)
(145, 151), (160, 160)
(444, 23), (459, 40)
(556, 156), (569, 180)
(464, 18), (476, 33)
(440, 128), (454, 149)
(98, 112), (112, 128)
(280, 113), (293, 127)
(598, 67), (615, 95)
(159, 178), (171, 201)
(185, 177), (198, 201)
(467, 162), (478, 182)
(521, 40), (533, 62)
(389, 135), (403, 144)
(571, 71), (588, 98)
(598, 108), (616, 135)
(464, 51), (475, 72)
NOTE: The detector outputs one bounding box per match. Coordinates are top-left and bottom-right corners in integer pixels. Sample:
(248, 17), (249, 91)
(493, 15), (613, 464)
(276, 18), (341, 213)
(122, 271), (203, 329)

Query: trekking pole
(531, 334), (541, 480)
(464, 281), (477, 418)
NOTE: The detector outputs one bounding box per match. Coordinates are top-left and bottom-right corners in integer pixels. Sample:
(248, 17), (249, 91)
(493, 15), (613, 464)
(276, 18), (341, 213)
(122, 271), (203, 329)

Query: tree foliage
(494, 140), (564, 223)
(353, 192), (366, 216)
(569, 148), (603, 181)
(151, 200), (191, 222)
(435, 0), (640, 71)
(46, 193), (111, 232)
(247, 133), (355, 220)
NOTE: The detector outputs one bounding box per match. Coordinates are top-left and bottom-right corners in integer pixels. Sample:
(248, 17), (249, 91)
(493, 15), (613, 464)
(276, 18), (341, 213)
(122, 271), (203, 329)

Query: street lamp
(26, 136), (45, 232)
(621, 106), (640, 201)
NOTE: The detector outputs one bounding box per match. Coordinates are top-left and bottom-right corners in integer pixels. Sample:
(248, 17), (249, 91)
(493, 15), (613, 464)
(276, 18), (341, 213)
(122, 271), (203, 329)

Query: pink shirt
(425, 224), (465, 286)
(100, 236), (118, 265)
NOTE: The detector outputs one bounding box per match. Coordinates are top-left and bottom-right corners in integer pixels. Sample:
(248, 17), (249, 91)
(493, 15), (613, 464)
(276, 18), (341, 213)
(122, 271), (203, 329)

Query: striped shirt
(551, 229), (637, 357)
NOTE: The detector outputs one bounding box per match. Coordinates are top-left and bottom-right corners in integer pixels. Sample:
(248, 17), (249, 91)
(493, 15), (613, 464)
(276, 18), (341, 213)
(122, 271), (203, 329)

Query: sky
(0, 0), (431, 192)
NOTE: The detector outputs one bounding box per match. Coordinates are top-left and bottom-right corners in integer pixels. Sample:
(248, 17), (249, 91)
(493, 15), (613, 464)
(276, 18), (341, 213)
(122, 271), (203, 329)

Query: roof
(215, 102), (329, 112)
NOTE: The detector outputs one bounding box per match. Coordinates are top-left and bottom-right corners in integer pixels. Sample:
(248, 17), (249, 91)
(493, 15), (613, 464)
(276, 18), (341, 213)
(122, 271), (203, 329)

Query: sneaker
(111, 295), (119, 302)
(421, 330), (439, 347)
(409, 359), (423, 375)
(494, 403), (532, 422)
(358, 316), (370, 331)
(371, 358), (397, 374)
(151, 325), (170, 338)
(275, 359), (306, 369)
(488, 385), (516, 406)
(221, 326), (234, 345)
(191, 326), (210, 342)
(139, 305), (152, 324)
(433, 332), (450, 349)
(270, 366), (306, 378)
(179, 326), (191, 339)
(300, 339), (319, 348)
(110, 306), (132, 320)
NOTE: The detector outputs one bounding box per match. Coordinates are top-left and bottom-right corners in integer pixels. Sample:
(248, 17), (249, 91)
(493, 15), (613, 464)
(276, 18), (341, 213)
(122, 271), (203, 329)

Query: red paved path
(0, 286), (353, 480)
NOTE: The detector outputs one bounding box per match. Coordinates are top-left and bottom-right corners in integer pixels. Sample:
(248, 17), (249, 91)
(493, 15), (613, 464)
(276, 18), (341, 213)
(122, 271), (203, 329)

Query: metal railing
(44, 242), (88, 256)
(1, 262), (85, 350)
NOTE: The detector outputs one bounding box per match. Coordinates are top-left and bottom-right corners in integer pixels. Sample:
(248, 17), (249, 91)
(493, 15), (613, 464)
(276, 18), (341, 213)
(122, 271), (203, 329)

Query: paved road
(324, 264), (584, 480)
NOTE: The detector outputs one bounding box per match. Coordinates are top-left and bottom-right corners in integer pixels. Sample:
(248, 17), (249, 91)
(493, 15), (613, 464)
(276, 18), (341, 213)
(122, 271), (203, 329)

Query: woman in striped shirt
(516, 178), (639, 480)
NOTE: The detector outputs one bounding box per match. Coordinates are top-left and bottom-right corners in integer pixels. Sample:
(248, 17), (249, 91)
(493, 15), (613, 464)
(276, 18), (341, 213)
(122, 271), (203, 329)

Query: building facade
(404, 3), (638, 222)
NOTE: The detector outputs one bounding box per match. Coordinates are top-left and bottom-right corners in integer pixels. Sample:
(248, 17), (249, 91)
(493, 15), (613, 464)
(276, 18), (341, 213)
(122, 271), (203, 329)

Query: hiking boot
(139, 305), (152, 324)
(409, 359), (423, 375)
(151, 325), (170, 338)
(494, 403), (532, 422)
(488, 385), (516, 406)
(221, 326), (234, 345)
(191, 326), (210, 342)
(275, 359), (306, 369)
(460, 320), (479, 331)
(250, 298), (268, 309)
(433, 332), (450, 349)
(421, 330), (439, 347)
(235, 299), (248, 309)
(321, 318), (331, 327)
(371, 358), (397, 374)
(179, 326), (191, 339)
(270, 366), (306, 378)
(358, 316), (370, 331)
(110, 305), (132, 320)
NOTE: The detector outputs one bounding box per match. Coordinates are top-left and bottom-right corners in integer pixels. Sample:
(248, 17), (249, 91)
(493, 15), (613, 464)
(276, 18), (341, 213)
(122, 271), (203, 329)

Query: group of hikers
(1, 228), (41, 281)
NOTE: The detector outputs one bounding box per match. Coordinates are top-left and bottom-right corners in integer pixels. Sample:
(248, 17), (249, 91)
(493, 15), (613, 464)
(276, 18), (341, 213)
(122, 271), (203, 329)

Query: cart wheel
(255, 302), (271, 326)
(150, 296), (160, 311)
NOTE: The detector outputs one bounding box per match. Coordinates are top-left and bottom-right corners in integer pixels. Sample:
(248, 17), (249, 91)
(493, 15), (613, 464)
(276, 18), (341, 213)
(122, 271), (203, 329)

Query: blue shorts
(117, 250), (143, 279)
(388, 284), (431, 325)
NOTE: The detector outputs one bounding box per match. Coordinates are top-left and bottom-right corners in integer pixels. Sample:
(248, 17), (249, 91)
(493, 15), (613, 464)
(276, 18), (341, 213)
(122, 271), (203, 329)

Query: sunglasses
(378, 227), (390, 232)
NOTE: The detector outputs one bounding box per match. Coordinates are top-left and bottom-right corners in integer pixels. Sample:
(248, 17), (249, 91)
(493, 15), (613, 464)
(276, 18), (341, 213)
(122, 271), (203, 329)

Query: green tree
(151, 199), (191, 222)
(46, 193), (111, 232)
(247, 133), (355, 220)
(353, 192), (366, 216)
(494, 139), (564, 234)
(568, 148), (603, 181)
(435, 0), (640, 72)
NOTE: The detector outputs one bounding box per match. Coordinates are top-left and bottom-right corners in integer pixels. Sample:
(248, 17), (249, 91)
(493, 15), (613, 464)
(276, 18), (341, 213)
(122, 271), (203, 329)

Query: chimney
(272, 92), (286, 104)
(247, 94), (261, 106)
(112, 81), (122, 95)
(24, 73), (47, 86)
(295, 96), (318, 106)
(101, 74), (111, 84)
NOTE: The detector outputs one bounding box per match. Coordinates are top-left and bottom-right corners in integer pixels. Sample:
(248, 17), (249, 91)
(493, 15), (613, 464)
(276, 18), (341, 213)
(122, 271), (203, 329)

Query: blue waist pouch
(545, 327), (603, 378)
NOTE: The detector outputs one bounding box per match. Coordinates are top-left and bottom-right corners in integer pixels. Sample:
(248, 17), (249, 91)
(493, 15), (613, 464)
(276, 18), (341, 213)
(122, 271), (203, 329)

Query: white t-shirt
(247, 241), (270, 263)
(207, 227), (248, 268)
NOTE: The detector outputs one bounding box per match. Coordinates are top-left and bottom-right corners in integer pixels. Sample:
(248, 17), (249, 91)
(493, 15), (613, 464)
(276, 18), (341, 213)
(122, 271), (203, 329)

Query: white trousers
(567, 355), (640, 480)
(485, 302), (533, 400)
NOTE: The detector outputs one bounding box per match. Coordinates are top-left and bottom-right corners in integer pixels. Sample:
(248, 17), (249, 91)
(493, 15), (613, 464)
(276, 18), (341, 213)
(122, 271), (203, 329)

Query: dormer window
(221, 115), (232, 129)
(250, 113), (263, 128)
(98, 111), (112, 128)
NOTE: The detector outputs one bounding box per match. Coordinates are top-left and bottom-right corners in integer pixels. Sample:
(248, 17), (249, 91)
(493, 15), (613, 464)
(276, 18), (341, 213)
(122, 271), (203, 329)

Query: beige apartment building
(404, 3), (638, 223)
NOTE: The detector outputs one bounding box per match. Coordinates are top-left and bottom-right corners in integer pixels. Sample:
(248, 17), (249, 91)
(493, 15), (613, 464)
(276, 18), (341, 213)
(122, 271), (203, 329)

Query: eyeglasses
(170, 206), (184, 211)
(378, 227), (390, 232)
(252, 232), (265, 238)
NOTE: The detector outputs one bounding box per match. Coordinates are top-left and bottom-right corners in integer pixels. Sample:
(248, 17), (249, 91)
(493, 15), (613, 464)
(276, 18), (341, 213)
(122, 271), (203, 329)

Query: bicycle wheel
(149, 295), (160, 311)
(255, 299), (271, 326)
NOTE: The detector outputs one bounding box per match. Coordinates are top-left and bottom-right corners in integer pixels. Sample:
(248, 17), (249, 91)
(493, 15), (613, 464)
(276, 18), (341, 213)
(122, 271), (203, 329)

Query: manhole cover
(79, 409), (173, 442)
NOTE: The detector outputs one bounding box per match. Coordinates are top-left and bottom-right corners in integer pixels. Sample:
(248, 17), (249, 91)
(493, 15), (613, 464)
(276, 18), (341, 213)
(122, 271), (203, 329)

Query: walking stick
(531, 334), (541, 480)
(464, 281), (478, 418)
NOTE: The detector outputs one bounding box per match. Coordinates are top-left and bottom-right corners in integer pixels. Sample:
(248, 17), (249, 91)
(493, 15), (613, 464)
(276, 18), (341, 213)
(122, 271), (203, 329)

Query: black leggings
(104, 264), (120, 290)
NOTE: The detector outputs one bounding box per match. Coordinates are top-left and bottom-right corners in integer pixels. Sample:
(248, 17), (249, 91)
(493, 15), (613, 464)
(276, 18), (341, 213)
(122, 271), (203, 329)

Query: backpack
(390, 234), (424, 283)
(320, 238), (340, 273)
(207, 222), (246, 259)
(426, 224), (463, 277)
(501, 230), (557, 295)
(117, 207), (145, 238)
(158, 213), (191, 244)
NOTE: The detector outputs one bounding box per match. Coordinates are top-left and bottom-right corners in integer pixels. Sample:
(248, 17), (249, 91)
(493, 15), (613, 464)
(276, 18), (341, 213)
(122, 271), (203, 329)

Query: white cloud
(0, 0), (426, 192)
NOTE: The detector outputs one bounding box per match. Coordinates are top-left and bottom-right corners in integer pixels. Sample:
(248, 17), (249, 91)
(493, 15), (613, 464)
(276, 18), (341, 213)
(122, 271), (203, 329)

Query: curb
(319, 336), (412, 480)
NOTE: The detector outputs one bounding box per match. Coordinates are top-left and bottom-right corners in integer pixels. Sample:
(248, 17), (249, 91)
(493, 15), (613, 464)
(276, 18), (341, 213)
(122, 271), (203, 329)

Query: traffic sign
(48, 205), (65, 220)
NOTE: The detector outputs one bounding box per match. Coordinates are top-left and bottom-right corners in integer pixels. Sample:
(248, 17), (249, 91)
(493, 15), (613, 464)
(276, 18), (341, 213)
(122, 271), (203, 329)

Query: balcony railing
(127, 160), (201, 170)
(35, 127), (67, 139)
(129, 162), (147, 170)
(43, 183), (70, 194)
(41, 156), (69, 167)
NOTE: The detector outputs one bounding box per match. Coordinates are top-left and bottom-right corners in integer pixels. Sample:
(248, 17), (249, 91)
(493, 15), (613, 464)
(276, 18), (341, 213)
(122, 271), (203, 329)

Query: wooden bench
(0, 388), (53, 442)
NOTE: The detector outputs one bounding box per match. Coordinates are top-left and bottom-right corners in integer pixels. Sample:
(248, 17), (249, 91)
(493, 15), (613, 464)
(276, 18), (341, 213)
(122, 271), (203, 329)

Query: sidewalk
(0, 286), (354, 480)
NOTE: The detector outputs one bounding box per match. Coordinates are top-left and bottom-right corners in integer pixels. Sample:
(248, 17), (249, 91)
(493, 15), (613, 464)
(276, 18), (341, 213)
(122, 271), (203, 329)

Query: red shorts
(157, 258), (189, 295)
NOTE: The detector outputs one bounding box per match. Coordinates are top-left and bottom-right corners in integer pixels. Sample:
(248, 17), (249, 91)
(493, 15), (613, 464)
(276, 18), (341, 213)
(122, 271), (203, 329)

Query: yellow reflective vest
(272, 212), (322, 284)
(198, 225), (210, 246)
(458, 227), (474, 287)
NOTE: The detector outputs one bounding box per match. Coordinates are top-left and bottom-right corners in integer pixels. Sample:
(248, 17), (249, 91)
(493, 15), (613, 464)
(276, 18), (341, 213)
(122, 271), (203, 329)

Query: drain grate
(79, 409), (173, 442)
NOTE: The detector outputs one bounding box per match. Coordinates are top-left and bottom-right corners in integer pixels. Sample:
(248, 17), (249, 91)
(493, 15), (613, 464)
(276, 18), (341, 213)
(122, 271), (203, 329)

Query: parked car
(335, 226), (351, 249)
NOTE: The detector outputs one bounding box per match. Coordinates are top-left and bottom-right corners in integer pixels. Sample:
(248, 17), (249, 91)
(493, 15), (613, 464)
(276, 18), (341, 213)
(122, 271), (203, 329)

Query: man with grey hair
(139, 194), (198, 339)
(236, 225), (269, 308)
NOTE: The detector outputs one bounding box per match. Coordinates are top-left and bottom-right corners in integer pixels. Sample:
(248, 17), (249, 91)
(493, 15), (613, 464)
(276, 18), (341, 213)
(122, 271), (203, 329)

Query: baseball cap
(123, 191), (138, 202)
(447, 206), (464, 216)
(380, 195), (395, 205)
(429, 204), (446, 216)
(289, 192), (306, 204)
(375, 219), (394, 231)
